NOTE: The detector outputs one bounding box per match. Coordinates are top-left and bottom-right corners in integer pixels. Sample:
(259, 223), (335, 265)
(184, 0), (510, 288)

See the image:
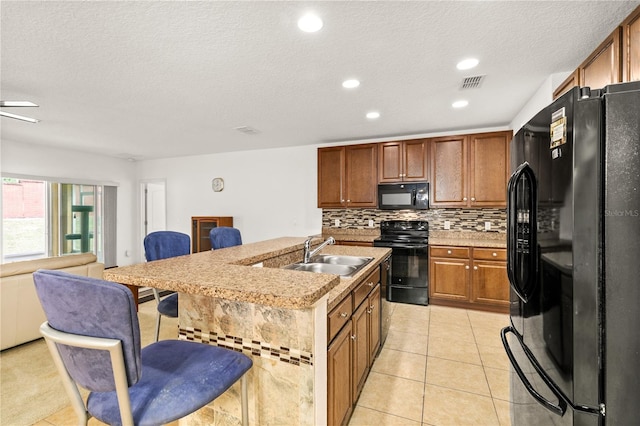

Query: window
(2, 177), (116, 265)
(2, 178), (47, 261)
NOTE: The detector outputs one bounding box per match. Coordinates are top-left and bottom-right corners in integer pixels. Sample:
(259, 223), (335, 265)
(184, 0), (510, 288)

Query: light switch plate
(485, 221), (491, 231)
(444, 220), (450, 230)
(334, 219), (340, 227)
(368, 219), (374, 227)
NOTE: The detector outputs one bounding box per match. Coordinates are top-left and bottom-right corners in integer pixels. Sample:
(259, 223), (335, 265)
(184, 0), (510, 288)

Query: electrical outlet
(368, 219), (374, 228)
(485, 221), (492, 231)
(444, 220), (451, 230)
(334, 219), (340, 227)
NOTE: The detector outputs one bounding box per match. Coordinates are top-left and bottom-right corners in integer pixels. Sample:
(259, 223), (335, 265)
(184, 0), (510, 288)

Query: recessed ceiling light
(366, 111), (380, 119)
(298, 13), (323, 32)
(342, 79), (360, 89)
(456, 58), (479, 70)
(452, 100), (469, 108)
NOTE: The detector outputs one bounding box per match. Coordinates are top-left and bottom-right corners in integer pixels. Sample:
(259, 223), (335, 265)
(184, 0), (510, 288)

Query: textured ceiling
(1, 1), (638, 160)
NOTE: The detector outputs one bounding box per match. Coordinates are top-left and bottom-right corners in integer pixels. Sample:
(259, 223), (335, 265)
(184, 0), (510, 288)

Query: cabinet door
(328, 325), (352, 426)
(429, 257), (470, 301)
(403, 139), (429, 181)
(471, 260), (510, 307)
(580, 27), (622, 90)
(378, 141), (403, 183)
(351, 302), (369, 401)
(367, 284), (381, 366)
(379, 140), (428, 183)
(622, 6), (640, 82)
(430, 136), (468, 207)
(318, 147), (345, 208)
(345, 144), (377, 207)
(469, 131), (511, 207)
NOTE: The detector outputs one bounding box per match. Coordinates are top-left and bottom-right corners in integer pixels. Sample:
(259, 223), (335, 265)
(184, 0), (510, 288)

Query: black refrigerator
(502, 81), (640, 425)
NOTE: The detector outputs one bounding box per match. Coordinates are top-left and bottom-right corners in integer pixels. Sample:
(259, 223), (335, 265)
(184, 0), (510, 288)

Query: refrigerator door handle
(501, 326), (567, 417)
(506, 162), (537, 302)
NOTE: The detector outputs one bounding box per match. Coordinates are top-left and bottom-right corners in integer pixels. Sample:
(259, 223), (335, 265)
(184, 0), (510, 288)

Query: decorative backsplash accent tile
(322, 208), (507, 233)
(180, 326), (314, 366)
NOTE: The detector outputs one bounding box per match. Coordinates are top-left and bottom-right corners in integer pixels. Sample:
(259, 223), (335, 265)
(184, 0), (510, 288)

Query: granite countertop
(104, 237), (391, 310)
(428, 231), (507, 248)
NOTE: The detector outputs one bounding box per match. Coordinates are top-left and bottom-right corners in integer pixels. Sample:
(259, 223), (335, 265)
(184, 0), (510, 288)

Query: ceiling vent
(460, 75), (485, 89)
(234, 126), (261, 135)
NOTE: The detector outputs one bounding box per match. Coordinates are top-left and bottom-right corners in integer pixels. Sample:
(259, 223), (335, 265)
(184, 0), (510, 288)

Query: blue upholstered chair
(209, 226), (242, 249)
(33, 270), (252, 426)
(143, 231), (190, 342)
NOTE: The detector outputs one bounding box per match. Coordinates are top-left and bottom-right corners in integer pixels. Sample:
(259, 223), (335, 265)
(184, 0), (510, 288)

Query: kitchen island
(103, 237), (391, 425)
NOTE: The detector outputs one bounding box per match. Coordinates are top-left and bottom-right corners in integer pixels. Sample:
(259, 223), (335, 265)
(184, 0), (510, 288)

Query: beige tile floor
(349, 303), (512, 426)
(35, 302), (512, 426)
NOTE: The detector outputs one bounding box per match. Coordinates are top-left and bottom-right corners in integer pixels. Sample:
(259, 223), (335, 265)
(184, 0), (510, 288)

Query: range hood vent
(461, 75), (485, 89)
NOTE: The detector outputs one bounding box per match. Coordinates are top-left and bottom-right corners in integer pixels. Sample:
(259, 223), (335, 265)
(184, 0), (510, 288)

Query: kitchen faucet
(303, 236), (335, 263)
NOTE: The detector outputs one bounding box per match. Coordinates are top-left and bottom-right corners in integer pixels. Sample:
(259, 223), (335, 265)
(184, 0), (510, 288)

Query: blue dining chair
(209, 226), (242, 249)
(33, 270), (252, 426)
(143, 231), (190, 341)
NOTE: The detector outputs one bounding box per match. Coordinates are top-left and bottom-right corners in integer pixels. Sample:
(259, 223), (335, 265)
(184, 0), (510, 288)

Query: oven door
(382, 243), (428, 288)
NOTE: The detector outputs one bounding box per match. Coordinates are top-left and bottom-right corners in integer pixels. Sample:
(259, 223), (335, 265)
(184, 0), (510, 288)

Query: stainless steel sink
(308, 254), (373, 266)
(283, 255), (373, 278)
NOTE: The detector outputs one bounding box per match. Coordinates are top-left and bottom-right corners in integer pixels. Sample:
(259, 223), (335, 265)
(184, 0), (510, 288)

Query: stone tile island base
(177, 292), (328, 425)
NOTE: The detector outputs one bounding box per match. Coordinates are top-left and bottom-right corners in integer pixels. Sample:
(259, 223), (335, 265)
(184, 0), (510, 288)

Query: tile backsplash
(322, 208), (506, 233)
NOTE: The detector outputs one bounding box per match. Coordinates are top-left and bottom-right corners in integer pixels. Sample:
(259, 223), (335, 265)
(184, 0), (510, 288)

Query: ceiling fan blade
(0, 110), (40, 123)
(0, 101), (39, 107)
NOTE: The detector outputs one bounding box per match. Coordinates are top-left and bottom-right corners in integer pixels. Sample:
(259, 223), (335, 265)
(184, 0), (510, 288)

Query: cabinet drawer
(353, 268), (380, 309)
(430, 246), (470, 259)
(473, 248), (506, 261)
(328, 294), (353, 342)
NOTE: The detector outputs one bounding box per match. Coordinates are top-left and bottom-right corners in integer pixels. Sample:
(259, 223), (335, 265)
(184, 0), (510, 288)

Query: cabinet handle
(465, 265), (470, 270)
(366, 308), (372, 314)
(492, 252), (497, 257)
(351, 335), (356, 341)
(447, 250), (452, 254)
(367, 281), (374, 287)
(474, 266), (478, 270)
(340, 312), (348, 318)
(369, 304), (375, 310)
(471, 197), (476, 201)
(463, 197), (468, 201)
(347, 199), (351, 203)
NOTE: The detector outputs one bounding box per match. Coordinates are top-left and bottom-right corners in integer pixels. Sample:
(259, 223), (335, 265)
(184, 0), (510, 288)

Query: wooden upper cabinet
(378, 139), (429, 183)
(553, 69), (580, 100)
(430, 131), (510, 208)
(318, 144), (377, 208)
(345, 144), (378, 208)
(580, 27), (622, 90)
(430, 135), (468, 207)
(469, 131), (510, 207)
(622, 5), (640, 82)
(318, 146), (345, 208)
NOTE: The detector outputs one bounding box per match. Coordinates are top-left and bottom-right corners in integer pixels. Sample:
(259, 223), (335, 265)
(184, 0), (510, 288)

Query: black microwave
(377, 182), (429, 210)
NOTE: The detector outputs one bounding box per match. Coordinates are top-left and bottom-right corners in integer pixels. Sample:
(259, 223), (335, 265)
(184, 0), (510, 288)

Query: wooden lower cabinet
(327, 268), (382, 425)
(351, 302), (369, 401)
(335, 240), (374, 247)
(429, 246), (509, 313)
(328, 325), (353, 426)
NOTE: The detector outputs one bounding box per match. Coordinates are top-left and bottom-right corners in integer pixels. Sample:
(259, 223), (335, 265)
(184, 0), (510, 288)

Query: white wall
(1, 139), (137, 266)
(510, 71), (571, 132)
(135, 144), (323, 262)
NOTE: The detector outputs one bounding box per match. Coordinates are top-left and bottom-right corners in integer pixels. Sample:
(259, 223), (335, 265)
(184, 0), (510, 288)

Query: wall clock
(212, 177), (224, 192)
